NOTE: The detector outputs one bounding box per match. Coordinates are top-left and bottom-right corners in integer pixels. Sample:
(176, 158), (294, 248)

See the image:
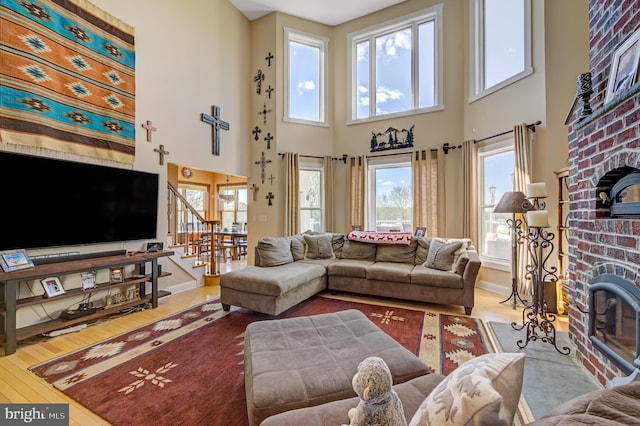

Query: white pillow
(409, 352), (525, 426)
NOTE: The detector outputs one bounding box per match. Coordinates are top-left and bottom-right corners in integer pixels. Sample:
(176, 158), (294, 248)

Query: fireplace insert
(589, 274), (640, 375)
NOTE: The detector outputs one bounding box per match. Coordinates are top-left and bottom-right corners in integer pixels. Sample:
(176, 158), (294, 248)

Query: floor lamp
(493, 191), (532, 309)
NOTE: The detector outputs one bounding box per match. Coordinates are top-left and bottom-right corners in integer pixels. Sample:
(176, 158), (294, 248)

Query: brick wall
(567, 1), (640, 386)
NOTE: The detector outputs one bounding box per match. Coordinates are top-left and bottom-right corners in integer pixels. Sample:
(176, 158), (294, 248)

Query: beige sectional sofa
(220, 231), (481, 316)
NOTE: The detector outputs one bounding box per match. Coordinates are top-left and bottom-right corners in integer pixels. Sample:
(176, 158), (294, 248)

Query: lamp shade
(493, 191), (532, 213)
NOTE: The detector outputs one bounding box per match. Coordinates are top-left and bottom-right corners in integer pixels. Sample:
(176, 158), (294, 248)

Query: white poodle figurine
(342, 356), (407, 426)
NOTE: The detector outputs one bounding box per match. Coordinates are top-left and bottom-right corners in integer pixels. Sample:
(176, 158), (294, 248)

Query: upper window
(348, 5), (443, 123)
(478, 141), (515, 266)
(299, 166), (324, 233)
(285, 28), (328, 125)
(367, 158), (412, 232)
(470, 0), (532, 101)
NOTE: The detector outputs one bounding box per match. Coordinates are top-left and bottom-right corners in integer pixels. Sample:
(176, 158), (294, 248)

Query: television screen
(0, 151), (159, 250)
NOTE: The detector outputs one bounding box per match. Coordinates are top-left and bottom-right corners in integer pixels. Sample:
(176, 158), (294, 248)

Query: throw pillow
(409, 353), (525, 426)
(302, 234), (335, 260)
(256, 237), (294, 267)
(424, 239), (463, 272)
(287, 235), (305, 261)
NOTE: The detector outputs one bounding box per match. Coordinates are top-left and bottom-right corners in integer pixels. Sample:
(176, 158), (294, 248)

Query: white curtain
(412, 149), (442, 236)
(283, 152), (299, 236)
(462, 140), (478, 244)
(514, 123), (533, 295)
(323, 155), (334, 232)
(348, 156), (366, 231)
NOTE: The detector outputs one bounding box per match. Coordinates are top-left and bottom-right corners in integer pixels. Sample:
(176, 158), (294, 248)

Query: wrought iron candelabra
(511, 196), (571, 355)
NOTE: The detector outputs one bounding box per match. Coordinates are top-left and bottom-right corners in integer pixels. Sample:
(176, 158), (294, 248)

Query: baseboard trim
(166, 280), (199, 295)
(476, 280), (511, 297)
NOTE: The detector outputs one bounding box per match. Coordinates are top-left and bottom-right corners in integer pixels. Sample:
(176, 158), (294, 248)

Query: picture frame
(81, 272), (97, 290)
(110, 267), (124, 283)
(414, 227), (426, 238)
(146, 242), (163, 252)
(605, 29), (640, 104)
(0, 249), (34, 272)
(41, 276), (65, 298)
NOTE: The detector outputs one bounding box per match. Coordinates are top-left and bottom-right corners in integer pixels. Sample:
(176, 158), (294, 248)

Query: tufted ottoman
(243, 309), (430, 426)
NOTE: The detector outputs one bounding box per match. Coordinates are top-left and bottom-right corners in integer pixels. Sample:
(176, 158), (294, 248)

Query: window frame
(217, 184), (247, 230)
(284, 27), (329, 126)
(469, 0), (533, 103)
(477, 139), (514, 271)
(298, 163), (324, 233)
(366, 156), (413, 232)
(347, 5), (444, 125)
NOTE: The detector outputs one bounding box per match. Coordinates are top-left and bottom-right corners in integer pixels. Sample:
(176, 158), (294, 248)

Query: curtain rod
(278, 153), (349, 163)
(441, 120), (542, 154)
(366, 149), (437, 159)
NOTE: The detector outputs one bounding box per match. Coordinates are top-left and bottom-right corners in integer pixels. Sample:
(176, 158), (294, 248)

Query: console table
(0, 250), (173, 355)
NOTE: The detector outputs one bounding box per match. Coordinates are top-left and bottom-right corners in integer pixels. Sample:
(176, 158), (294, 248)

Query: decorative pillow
(414, 237), (432, 265)
(424, 239), (464, 272)
(287, 235), (305, 261)
(302, 234), (335, 260)
(330, 233), (345, 259)
(256, 237), (294, 267)
(347, 230), (413, 246)
(342, 240), (377, 260)
(454, 251), (470, 276)
(409, 353), (525, 426)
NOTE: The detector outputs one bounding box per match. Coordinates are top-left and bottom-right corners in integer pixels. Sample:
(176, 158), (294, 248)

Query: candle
(527, 210), (549, 228)
(526, 182), (547, 198)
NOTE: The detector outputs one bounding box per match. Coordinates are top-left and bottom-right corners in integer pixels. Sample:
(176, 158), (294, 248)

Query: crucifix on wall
(201, 105), (229, 156)
(141, 120), (157, 142)
(254, 69), (265, 94)
(254, 151), (272, 184)
(266, 192), (275, 206)
(258, 103), (272, 125)
(252, 126), (262, 141)
(249, 183), (259, 201)
(154, 144), (169, 165)
(263, 132), (273, 149)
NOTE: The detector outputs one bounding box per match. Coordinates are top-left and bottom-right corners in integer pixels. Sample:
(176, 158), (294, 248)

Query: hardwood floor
(0, 258), (567, 425)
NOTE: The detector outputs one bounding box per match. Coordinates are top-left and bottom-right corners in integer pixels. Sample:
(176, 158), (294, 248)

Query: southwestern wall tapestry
(0, 0), (136, 163)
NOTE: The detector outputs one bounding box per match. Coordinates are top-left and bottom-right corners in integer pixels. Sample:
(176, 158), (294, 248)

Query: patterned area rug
(29, 295), (491, 426)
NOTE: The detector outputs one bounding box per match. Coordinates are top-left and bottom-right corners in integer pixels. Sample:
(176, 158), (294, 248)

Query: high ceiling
(229, 0), (407, 26)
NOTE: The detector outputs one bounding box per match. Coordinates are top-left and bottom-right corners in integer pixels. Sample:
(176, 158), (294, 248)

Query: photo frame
(414, 227), (426, 238)
(146, 242), (163, 252)
(110, 267), (124, 283)
(41, 276), (65, 298)
(0, 249), (34, 272)
(605, 29), (640, 103)
(81, 272), (97, 290)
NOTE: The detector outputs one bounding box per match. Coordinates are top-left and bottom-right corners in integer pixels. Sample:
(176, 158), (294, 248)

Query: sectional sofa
(220, 231), (481, 316)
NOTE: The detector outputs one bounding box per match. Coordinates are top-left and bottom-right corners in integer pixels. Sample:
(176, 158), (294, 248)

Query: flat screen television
(0, 151), (159, 251)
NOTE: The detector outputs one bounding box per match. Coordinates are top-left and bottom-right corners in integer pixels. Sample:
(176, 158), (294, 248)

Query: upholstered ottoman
(243, 309), (430, 426)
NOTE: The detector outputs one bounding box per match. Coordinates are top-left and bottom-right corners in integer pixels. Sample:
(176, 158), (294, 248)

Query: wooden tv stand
(0, 250), (173, 355)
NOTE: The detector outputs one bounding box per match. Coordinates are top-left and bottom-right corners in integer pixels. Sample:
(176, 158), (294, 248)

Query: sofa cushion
(410, 267), (463, 289)
(327, 259), (375, 278)
(257, 237), (294, 266)
(454, 251), (470, 276)
(287, 235), (305, 261)
(414, 237), (432, 265)
(303, 234), (335, 260)
(219, 262), (326, 296)
(342, 239), (377, 261)
(408, 352), (525, 426)
(376, 238), (418, 264)
(366, 262), (414, 283)
(331, 233), (345, 258)
(424, 239), (464, 272)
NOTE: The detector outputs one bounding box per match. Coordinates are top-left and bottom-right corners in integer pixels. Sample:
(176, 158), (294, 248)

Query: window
(478, 141), (515, 265)
(285, 28), (328, 125)
(299, 166), (323, 233)
(367, 159), (412, 232)
(348, 6), (443, 122)
(470, 0), (532, 100)
(219, 185), (247, 231)
(179, 183), (208, 218)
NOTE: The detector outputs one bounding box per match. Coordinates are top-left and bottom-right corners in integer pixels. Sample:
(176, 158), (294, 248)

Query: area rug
(29, 296), (491, 426)
(487, 321), (600, 424)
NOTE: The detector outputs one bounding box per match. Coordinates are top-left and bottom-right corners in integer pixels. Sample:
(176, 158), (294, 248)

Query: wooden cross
(141, 120), (157, 142)
(266, 192), (275, 206)
(264, 132), (273, 149)
(265, 85), (274, 99)
(201, 105), (229, 156)
(268, 174), (276, 184)
(265, 52), (274, 67)
(254, 152), (272, 184)
(154, 144), (169, 165)
(252, 126), (262, 141)
(258, 103), (272, 125)
(249, 183), (259, 201)
(254, 69), (264, 94)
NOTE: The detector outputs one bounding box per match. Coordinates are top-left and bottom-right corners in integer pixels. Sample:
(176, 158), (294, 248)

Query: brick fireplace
(567, 2), (640, 386)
